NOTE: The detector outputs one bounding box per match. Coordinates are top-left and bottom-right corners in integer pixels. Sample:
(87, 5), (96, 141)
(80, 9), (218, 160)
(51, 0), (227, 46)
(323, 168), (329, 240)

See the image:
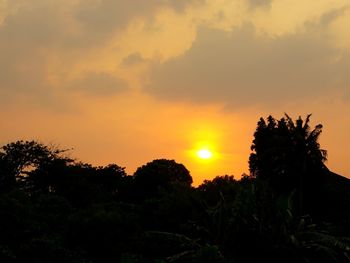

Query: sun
(197, 149), (213, 159)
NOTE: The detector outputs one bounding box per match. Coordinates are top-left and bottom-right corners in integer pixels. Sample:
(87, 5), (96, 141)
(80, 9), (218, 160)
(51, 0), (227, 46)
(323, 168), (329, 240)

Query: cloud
(74, 0), (203, 45)
(0, 1), (70, 107)
(1, 0), (349, 112)
(247, 0), (272, 9)
(74, 0), (155, 41)
(0, 0), (204, 109)
(70, 72), (128, 96)
(146, 23), (350, 109)
(121, 53), (146, 66)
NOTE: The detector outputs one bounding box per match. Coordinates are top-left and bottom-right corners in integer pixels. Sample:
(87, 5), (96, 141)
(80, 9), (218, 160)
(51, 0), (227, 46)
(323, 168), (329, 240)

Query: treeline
(0, 114), (350, 263)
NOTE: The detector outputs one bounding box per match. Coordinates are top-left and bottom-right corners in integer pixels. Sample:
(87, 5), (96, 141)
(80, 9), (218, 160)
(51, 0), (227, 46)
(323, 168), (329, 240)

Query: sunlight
(197, 148), (213, 159)
(188, 127), (220, 164)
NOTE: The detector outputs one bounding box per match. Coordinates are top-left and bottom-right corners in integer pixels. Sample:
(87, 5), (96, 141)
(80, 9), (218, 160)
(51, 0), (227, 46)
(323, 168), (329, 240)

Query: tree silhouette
(249, 114), (327, 191)
(0, 141), (71, 176)
(0, 141), (72, 192)
(249, 114), (329, 218)
(198, 175), (238, 206)
(0, 156), (16, 191)
(0, 117), (349, 263)
(133, 159), (192, 199)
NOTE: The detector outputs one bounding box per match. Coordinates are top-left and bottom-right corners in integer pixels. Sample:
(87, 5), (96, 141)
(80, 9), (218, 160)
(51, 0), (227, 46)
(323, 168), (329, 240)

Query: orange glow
(197, 148), (213, 159)
(0, 0), (349, 187)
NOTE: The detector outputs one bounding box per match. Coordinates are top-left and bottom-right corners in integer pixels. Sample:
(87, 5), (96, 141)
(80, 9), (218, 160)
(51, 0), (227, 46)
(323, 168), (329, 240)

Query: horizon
(0, 112), (344, 187)
(1, 0), (349, 185)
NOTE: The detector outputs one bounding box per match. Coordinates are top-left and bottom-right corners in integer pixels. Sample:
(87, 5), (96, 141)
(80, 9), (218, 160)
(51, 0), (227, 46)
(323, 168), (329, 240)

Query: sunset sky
(1, 0), (349, 185)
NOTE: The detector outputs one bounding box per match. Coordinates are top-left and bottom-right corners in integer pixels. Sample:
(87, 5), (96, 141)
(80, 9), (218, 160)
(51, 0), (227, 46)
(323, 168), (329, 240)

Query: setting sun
(197, 149), (213, 159)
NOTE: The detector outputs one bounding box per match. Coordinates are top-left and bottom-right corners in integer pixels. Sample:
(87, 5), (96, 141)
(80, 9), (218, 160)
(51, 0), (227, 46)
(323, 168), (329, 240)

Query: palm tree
(249, 114), (327, 215)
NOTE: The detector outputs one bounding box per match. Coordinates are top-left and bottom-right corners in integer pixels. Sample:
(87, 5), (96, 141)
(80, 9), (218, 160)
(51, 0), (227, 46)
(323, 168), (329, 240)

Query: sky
(1, 0), (349, 185)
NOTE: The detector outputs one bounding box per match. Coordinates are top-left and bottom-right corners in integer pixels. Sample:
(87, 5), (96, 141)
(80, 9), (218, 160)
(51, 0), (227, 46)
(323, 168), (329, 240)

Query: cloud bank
(0, 0), (201, 107)
(1, 0), (350, 110)
(146, 21), (350, 108)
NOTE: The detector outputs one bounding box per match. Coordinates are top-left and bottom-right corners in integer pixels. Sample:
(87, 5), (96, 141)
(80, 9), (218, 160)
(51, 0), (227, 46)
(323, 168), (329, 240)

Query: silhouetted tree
(0, 157), (16, 191)
(133, 159), (192, 199)
(198, 175), (238, 206)
(249, 114), (327, 192)
(0, 117), (349, 263)
(1, 141), (70, 176)
(249, 114), (330, 219)
(28, 161), (128, 207)
(0, 141), (72, 192)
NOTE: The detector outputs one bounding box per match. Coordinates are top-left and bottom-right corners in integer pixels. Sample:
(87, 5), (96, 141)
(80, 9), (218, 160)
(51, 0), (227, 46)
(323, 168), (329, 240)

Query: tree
(198, 175), (238, 206)
(0, 157), (16, 191)
(0, 140), (71, 177)
(133, 159), (192, 199)
(0, 141), (72, 191)
(249, 114), (327, 190)
(249, 114), (329, 218)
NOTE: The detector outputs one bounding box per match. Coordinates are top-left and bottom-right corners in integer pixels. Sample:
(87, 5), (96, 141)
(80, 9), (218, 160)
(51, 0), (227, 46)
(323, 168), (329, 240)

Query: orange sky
(1, 0), (349, 185)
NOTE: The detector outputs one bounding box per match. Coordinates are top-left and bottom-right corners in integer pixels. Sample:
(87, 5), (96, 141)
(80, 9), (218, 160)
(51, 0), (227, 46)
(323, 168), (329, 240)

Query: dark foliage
(133, 159), (192, 199)
(0, 115), (349, 263)
(249, 114), (327, 191)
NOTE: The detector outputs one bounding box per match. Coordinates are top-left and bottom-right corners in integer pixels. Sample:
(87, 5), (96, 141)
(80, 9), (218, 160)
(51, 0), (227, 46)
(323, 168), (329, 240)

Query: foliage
(0, 114), (349, 262)
(249, 114), (327, 192)
(0, 140), (72, 191)
(133, 159), (192, 199)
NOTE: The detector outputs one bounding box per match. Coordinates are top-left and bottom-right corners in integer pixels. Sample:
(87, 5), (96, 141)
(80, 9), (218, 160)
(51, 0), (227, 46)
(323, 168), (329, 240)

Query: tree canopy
(0, 115), (349, 263)
(133, 159), (193, 198)
(249, 114), (328, 192)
